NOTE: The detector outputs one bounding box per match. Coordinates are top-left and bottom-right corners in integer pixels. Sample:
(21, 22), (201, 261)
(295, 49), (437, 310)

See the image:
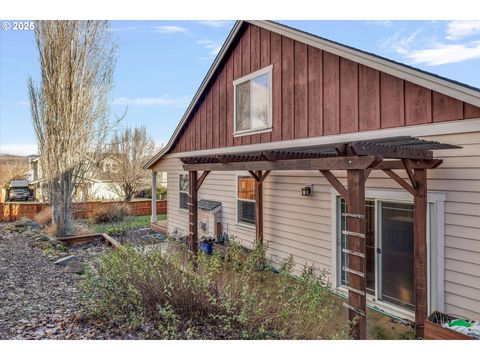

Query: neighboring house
(146, 20), (480, 338)
(28, 154), (128, 201)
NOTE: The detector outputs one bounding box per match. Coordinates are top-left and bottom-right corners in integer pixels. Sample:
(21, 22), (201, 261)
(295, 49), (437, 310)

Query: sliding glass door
(338, 198), (416, 312)
(378, 201), (414, 311)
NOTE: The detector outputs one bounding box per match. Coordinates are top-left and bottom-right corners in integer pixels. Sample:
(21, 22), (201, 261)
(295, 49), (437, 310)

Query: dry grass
(91, 203), (131, 224)
(33, 207), (52, 226)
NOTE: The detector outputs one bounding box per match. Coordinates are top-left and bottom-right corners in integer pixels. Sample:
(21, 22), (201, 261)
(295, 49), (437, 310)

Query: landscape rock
(54, 255), (78, 266)
(14, 218), (41, 230)
(0, 223), (162, 339)
(63, 261), (84, 274)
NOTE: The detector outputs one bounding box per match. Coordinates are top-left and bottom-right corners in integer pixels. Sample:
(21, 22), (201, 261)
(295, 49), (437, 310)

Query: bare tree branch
(106, 126), (157, 201)
(28, 20), (118, 236)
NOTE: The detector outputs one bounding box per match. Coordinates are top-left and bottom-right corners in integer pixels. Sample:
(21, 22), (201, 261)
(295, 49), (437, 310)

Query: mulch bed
(0, 222), (165, 339)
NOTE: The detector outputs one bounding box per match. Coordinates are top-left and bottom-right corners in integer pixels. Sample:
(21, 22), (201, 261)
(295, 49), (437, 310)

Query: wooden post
(413, 168), (428, 338)
(255, 170), (263, 245)
(151, 171), (157, 223)
(188, 170), (198, 254)
(346, 169), (367, 340)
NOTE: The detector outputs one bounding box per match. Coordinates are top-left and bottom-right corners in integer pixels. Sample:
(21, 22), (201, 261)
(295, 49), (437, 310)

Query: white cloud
(446, 21), (480, 40)
(109, 26), (145, 32)
(402, 41), (480, 66)
(378, 29), (422, 54)
(113, 97), (189, 107)
(197, 20), (233, 28)
(379, 24), (480, 66)
(154, 25), (188, 34)
(0, 143), (38, 156)
(196, 39), (222, 56)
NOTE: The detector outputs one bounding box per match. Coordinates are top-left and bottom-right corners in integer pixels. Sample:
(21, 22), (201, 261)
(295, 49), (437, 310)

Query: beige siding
(153, 131), (480, 321)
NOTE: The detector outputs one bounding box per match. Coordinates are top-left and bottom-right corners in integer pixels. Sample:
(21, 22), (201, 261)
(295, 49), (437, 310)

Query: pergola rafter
(181, 136), (460, 340)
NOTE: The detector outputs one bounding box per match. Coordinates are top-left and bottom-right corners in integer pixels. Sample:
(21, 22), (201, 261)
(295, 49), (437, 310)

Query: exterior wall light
(301, 184), (313, 196)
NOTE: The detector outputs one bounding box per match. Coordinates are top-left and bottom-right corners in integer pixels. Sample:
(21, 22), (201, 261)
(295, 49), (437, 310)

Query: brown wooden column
(345, 169), (367, 340)
(413, 168), (428, 338)
(188, 170), (198, 253)
(255, 170), (263, 245)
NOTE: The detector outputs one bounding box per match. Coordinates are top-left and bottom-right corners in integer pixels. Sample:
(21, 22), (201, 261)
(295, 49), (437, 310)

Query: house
(28, 153), (160, 201)
(146, 21), (480, 339)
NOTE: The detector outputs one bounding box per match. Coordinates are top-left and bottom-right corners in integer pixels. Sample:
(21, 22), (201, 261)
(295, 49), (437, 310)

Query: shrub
(92, 203), (131, 224)
(33, 207), (52, 226)
(79, 240), (349, 339)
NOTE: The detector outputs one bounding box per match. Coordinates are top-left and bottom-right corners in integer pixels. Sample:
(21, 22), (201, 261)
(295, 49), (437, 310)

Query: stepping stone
(54, 255), (77, 266)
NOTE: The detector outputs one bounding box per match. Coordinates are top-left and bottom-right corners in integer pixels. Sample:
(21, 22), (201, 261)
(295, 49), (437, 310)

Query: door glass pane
(339, 199), (375, 295)
(365, 201), (375, 295)
(379, 201), (414, 311)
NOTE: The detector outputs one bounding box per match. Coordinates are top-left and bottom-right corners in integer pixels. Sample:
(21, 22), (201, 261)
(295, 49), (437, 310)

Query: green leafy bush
(79, 240), (349, 339)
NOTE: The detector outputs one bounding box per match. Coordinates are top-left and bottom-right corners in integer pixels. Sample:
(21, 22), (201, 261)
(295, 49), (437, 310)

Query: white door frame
(330, 188), (445, 321)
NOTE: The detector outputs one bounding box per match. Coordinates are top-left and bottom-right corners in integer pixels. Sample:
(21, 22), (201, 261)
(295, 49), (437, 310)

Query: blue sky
(1, 20), (479, 155)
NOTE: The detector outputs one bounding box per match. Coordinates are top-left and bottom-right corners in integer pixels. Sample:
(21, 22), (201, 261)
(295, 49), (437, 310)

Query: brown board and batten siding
(170, 22), (480, 154)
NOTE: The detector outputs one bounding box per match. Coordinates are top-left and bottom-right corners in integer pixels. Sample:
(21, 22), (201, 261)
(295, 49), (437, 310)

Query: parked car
(8, 180), (34, 201)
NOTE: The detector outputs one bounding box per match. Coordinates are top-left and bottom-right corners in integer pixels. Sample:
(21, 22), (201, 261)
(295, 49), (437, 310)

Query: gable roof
(146, 20), (480, 169)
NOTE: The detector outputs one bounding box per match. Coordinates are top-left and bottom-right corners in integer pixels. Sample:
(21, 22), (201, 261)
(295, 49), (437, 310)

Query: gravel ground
(0, 222), (161, 340)
(115, 228), (166, 245)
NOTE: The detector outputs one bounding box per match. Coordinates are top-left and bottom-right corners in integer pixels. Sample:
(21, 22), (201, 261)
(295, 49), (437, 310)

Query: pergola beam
(382, 169), (415, 195)
(402, 159), (418, 190)
(350, 141), (433, 160)
(196, 170), (211, 191)
(374, 159), (442, 170)
(320, 170), (348, 199)
(183, 156), (379, 171)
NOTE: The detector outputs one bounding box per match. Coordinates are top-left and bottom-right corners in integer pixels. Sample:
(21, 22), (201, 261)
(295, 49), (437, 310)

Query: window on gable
(234, 65), (272, 135)
(237, 176), (256, 225)
(179, 174), (189, 210)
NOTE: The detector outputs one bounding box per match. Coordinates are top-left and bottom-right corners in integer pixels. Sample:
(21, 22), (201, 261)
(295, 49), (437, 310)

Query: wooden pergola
(180, 136), (460, 340)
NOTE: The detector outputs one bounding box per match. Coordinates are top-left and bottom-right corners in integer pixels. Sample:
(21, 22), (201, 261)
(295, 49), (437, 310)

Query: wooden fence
(0, 199), (167, 222)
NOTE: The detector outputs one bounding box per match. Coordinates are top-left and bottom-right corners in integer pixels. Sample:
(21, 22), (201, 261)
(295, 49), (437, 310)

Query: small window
(179, 174), (189, 210)
(233, 65), (272, 135)
(237, 176), (256, 225)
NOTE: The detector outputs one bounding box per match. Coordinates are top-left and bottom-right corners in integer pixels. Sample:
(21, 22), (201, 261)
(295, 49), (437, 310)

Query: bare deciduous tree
(107, 126), (156, 201)
(28, 21), (117, 236)
(0, 156), (29, 187)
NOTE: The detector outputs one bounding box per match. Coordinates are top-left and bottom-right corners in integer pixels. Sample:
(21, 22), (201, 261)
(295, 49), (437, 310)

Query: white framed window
(330, 188), (445, 320)
(179, 174), (189, 210)
(236, 175), (256, 226)
(233, 65), (273, 136)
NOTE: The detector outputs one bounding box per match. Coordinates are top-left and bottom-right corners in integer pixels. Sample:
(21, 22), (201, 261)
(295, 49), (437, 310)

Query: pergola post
(255, 170), (263, 245)
(151, 171), (157, 223)
(413, 168), (428, 338)
(345, 169), (367, 340)
(188, 170), (198, 253)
